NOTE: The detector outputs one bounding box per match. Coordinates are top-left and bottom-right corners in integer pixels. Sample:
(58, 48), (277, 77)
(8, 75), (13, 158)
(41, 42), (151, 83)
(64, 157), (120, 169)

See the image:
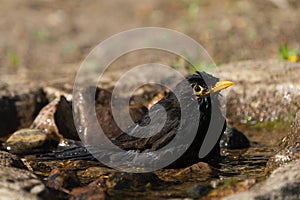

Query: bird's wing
(112, 96), (180, 152)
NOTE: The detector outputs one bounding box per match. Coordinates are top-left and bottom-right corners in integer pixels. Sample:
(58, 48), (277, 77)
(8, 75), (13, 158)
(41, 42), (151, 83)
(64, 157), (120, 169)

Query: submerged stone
(70, 178), (106, 200)
(224, 159), (300, 200)
(46, 168), (80, 191)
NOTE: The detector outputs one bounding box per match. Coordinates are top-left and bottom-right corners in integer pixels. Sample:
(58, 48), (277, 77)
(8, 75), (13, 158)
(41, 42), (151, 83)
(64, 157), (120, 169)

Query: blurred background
(0, 0), (299, 82)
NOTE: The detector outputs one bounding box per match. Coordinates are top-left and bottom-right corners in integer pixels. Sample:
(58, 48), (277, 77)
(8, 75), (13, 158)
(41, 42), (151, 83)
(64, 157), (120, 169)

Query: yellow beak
(204, 80), (233, 95)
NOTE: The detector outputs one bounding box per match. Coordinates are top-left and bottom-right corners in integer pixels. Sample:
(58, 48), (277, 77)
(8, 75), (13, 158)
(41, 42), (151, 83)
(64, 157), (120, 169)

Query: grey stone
(218, 60), (300, 123)
(223, 159), (300, 200)
(0, 150), (26, 169)
(0, 167), (49, 200)
(265, 109), (300, 173)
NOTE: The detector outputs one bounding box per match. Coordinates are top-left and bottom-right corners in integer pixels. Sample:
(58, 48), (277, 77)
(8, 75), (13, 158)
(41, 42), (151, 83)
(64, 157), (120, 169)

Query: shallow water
(219, 146), (275, 182)
(106, 147), (274, 199)
(25, 121), (287, 199)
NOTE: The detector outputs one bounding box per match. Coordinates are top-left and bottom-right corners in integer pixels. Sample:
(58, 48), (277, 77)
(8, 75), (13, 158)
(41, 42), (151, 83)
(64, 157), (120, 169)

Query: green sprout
(33, 28), (49, 41)
(181, 0), (201, 23)
(7, 49), (20, 69)
(280, 44), (298, 62)
(187, 0), (200, 21)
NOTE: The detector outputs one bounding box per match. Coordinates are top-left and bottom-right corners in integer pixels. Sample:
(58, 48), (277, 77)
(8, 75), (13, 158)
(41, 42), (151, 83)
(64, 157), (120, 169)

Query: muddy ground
(1, 0), (300, 83)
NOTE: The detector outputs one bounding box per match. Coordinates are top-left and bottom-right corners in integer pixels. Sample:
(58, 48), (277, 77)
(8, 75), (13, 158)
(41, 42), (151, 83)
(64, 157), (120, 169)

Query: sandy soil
(0, 0), (300, 83)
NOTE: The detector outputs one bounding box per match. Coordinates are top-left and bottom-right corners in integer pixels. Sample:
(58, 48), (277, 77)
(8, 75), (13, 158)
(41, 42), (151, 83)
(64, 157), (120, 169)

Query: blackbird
(38, 71), (233, 168)
(112, 71), (233, 167)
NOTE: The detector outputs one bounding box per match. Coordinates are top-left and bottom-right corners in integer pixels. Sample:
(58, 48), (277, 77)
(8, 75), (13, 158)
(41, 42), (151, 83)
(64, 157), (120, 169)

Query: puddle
(219, 146), (275, 181)
(24, 121), (288, 199)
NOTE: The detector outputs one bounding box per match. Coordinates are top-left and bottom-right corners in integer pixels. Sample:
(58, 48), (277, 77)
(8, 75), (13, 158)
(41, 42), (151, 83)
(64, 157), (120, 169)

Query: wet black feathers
(113, 71), (226, 167)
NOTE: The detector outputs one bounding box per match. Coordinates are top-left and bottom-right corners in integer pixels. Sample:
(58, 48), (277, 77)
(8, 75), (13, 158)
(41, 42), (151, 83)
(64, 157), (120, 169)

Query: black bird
(38, 71), (233, 169)
(112, 71), (233, 168)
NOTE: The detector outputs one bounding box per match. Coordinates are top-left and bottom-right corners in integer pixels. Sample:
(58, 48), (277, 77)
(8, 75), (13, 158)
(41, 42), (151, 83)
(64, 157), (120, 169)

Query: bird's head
(182, 71), (233, 114)
(187, 71), (233, 100)
(155, 71), (233, 115)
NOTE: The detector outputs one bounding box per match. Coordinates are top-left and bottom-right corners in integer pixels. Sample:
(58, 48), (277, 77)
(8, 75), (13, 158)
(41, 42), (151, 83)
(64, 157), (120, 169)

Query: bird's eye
(193, 84), (203, 95)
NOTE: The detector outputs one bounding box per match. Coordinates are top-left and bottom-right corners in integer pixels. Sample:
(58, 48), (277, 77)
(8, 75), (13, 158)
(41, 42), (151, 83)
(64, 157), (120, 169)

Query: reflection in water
(219, 147), (275, 181)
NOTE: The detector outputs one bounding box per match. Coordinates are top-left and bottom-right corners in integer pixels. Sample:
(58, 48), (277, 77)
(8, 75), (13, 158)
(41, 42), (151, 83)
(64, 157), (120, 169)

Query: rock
(3, 128), (58, 154)
(77, 166), (115, 185)
(185, 184), (212, 198)
(70, 178), (106, 200)
(280, 109), (300, 148)
(202, 179), (256, 200)
(106, 172), (163, 190)
(220, 124), (250, 149)
(265, 109), (300, 173)
(0, 150), (26, 169)
(73, 86), (148, 141)
(46, 168), (80, 192)
(0, 82), (48, 137)
(30, 86), (148, 144)
(223, 159), (300, 200)
(154, 162), (213, 183)
(95, 86), (148, 139)
(172, 162), (212, 181)
(218, 60), (300, 124)
(53, 96), (78, 140)
(0, 167), (49, 200)
(265, 143), (300, 174)
(30, 96), (77, 142)
(26, 159), (105, 180)
(0, 188), (41, 200)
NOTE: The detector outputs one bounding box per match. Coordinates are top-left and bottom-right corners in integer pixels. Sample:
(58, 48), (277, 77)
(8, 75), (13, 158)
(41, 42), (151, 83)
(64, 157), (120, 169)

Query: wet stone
(73, 86), (148, 140)
(185, 184), (212, 198)
(95, 86), (148, 139)
(265, 143), (300, 174)
(77, 166), (116, 185)
(106, 172), (164, 190)
(202, 179), (256, 200)
(280, 108), (300, 148)
(224, 159), (300, 200)
(46, 168), (80, 192)
(27, 159), (104, 178)
(154, 162), (213, 194)
(0, 150), (27, 169)
(70, 178), (106, 200)
(265, 109), (300, 173)
(170, 162), (212, 182)
(32, 86), (148, 144)
(30, 96), (77, 142)
(54, 96), (78, 140)
(0, 167), (49, 200)
(2, 128), (57, 154)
